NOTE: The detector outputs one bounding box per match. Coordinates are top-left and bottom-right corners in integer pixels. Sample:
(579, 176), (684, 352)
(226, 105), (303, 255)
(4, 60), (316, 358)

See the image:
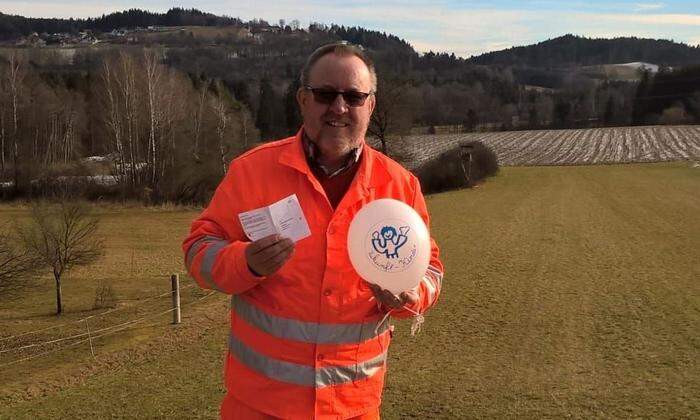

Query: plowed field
(400, 125), (700, 168)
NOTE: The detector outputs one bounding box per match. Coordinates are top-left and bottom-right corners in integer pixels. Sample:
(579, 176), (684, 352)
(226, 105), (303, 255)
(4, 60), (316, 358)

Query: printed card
(238, 194), (311, 242)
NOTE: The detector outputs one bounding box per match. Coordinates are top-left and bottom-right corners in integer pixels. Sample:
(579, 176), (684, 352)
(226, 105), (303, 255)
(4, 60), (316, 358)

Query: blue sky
(1, 1), (699, 57)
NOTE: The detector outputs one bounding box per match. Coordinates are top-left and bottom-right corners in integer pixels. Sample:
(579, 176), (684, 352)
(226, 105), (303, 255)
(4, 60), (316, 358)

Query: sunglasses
(304, 86), (373, 107)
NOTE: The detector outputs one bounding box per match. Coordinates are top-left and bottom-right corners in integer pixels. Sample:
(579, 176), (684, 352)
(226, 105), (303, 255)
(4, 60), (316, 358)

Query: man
(183, 42), (444, 419)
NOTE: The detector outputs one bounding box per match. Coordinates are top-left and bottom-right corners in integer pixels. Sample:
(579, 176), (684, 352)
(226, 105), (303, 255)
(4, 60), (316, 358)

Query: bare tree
(160, 70), (183, 177)
(0, 112), (4, 179)
(19, 201), (104, 315)
(192, 79), (211, 162)
(6, 52), (26, 194)
(101, 51), (147, 189)
(120, 52), (141, 188)
(0, 69), (6, 179)
(0, 230), (37, 297)
(36, 85), (81, 166)
(210, 94), (230, 176)
(101, 56), (126, 182)
(144, 49), (164, 187)
(101, 51), (143, 188)
(368, 78), (416, 156)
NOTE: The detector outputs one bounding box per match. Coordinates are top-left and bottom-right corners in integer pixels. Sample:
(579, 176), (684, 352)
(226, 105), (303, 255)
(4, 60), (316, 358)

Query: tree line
(469, 34), (700, 68)
(0, 8), (241, 40)
(633, 65), (700, 124)
(3, 8), (700, 137)
(0, 48), (256, 203)
(174, 32), (697, 144)
(1, 13), (699, 204)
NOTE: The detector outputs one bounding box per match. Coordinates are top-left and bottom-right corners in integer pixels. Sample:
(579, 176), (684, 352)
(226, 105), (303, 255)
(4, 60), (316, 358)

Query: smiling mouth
(325, 121), (349, 128)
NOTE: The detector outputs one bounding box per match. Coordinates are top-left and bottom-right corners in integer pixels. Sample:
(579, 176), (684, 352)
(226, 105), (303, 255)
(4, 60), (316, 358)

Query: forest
(0, 8), (698, 202)
(0, 48), (256, 202)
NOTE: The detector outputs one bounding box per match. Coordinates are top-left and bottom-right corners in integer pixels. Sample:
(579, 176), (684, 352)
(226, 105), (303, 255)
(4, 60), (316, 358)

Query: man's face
(297, 53), (376, 160)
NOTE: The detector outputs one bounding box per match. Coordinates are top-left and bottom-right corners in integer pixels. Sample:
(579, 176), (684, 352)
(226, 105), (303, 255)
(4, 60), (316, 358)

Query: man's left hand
(367, 283), (419, 311)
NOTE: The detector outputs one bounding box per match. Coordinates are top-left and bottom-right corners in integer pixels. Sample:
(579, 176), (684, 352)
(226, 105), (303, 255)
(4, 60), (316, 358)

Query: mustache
(322, 113), (351, 123)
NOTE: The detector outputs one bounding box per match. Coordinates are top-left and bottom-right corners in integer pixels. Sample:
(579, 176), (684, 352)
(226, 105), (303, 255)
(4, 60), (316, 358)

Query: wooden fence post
(460, 144), (474, 184)
(171, 274), (181, 324)
(85, 318), (95, 357)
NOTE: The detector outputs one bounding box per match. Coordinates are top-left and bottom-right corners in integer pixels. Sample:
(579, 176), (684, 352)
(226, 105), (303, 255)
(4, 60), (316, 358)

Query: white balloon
(347, 198), (431, 294)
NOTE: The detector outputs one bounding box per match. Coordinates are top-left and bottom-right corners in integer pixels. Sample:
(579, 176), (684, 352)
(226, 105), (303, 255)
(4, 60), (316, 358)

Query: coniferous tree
(256, 78), (275, 140)
(284, 78), (301, 134)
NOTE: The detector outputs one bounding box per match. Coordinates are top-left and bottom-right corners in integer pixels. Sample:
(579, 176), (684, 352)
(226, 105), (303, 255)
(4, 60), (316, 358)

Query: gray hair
(300, 41), (378, 92)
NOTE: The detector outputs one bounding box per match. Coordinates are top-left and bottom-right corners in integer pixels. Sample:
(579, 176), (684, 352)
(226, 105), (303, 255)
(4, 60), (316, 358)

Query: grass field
(1, 162), (698, 418)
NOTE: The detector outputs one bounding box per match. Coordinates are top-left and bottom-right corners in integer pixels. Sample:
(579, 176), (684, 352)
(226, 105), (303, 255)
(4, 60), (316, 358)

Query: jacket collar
(302, 132), (363, 178)
(277, 129), (311, 175)
(279, 128), (393, 206)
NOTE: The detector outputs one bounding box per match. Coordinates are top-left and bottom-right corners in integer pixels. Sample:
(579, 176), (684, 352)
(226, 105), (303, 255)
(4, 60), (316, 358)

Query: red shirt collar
(301, 131), (363, 178)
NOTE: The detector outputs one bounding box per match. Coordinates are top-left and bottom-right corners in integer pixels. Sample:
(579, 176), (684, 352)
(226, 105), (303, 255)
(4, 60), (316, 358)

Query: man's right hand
(245, 234), (295, 277)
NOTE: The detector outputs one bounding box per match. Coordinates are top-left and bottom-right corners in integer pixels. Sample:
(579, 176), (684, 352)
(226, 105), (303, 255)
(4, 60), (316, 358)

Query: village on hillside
(4, 19), (309, 48)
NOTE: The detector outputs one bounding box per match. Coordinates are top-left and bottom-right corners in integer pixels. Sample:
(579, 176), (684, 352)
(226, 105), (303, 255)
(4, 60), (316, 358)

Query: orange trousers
(221, 394), (380, 420)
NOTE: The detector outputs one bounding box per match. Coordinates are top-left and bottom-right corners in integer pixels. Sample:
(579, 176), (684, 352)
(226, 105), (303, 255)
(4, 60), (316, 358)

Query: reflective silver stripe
(427, 265), (443, 290)
(231, 294), (389, 344)
(228, 333), (386, 388)
(316, 350), (386, 387)
(421, 275), (436, 304)
(185, 235), (222, 269)
(200, 240), (229, 291)
(229, 333), (314, 386)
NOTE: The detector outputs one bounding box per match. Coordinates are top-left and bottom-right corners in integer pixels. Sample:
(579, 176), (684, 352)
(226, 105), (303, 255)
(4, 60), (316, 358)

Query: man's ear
(368, 94), (377, 114)
(296, 87), (307, 108)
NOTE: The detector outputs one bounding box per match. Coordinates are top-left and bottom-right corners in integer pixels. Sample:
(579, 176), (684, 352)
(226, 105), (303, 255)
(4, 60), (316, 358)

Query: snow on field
(81, 155), (110, 163)
(392, 125), (700, 168)
(54, 175), (118, 186)
(618, 62), (659, 73)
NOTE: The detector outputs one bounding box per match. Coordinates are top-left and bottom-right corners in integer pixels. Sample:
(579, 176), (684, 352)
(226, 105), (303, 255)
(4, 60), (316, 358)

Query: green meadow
(1, 162), (698, 418)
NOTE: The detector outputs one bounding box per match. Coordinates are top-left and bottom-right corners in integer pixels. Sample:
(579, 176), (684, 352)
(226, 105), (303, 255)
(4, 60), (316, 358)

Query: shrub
(414, 140), (499, 194)
(166, 161), (225, 205)
(93, 281), (118, 309)
(460, 140), (499, 181)
(659, 104), (690, 125)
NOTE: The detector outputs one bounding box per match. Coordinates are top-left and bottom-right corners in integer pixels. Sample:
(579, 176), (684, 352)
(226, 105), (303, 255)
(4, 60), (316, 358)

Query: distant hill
(0, 8), (241, 40)
(0, 8), (415, 55)
(467, 34), (700, 68)
(0, 8), (697, 140)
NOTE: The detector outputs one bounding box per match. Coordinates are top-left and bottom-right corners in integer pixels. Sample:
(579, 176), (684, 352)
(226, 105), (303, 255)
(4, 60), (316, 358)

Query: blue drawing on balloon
(371, 226), (410, 258)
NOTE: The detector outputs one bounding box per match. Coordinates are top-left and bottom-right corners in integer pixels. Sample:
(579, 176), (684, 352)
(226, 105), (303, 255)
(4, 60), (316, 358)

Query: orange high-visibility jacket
(183, 130), (444, 419)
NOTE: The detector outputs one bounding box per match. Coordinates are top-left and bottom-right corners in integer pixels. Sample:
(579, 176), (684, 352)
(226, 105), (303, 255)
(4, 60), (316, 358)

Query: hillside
(468, 34), (700, 68)
(0, 8), (414, 54)
(0, 8), (240, 40)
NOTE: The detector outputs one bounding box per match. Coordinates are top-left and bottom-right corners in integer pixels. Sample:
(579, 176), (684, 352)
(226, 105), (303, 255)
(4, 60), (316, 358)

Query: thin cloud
(0, 1), (142, 18)
(633, 3), (665, 12)
(1, 1), (698, 57)
(600, 13), (700, 25)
